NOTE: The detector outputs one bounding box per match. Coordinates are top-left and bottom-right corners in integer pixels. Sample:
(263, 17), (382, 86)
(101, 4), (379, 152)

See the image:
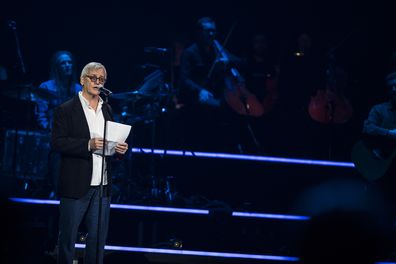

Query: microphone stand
(96, 91), (110, 264)
(240, 95), (261, 153)
(8, 20), (31, 191)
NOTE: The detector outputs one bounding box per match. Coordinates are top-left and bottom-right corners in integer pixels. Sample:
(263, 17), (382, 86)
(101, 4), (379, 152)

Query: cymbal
(111, 91), (146, 101)
(33, 87), (58, 100)
(1, 84), (58, 100)
(1, 84), (34, 100)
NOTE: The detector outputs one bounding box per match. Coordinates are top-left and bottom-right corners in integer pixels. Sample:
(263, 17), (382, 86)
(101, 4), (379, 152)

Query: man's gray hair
(80, 62), (107, 79)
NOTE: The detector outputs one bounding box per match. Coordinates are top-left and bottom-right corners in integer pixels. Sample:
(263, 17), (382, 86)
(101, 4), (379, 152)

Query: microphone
(144, 47), (168, 54)
(99, 86), (113, 96)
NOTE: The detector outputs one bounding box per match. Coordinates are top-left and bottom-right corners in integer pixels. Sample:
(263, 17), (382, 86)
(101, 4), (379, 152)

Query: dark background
(1, 0), (394, 100)
(1, 0), (395, 194)
(0, 1), (394, 165)
(1, 2), (395, 262)
(1, 0), (396, 197)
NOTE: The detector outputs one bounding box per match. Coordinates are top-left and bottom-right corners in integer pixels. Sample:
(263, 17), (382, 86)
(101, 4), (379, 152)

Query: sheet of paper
(93, 121), (132, 156)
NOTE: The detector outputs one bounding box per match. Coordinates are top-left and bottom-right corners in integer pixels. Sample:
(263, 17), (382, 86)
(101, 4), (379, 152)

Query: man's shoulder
(58, 95), (79, 110)
(183, 43), (199, 54)
(371, 101), (391, 111)
(39, 80), (56, 90)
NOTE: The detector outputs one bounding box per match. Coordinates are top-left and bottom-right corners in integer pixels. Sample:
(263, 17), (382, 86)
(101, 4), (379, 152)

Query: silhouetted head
(296, 179), (391, 264)
(50, 50), (76, 80)
(300, 210), (382, 264)
(297, 32), (312, 54)
(252, 33), (269, 56)
(385, 71), (396, 105)
(196, 17), (216, 47)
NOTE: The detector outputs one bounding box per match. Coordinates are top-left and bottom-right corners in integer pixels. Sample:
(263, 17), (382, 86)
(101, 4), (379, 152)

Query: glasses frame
(85, 75), (106, 84)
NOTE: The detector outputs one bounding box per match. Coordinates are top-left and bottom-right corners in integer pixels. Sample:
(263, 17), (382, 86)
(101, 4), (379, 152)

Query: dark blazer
(51, 95), (113, 199)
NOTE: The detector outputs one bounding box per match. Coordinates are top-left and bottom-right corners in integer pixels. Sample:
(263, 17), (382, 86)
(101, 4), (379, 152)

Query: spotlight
(78, 232), (88, 243)
(294, 52), (304, 57)
(169, 238), (183, 249)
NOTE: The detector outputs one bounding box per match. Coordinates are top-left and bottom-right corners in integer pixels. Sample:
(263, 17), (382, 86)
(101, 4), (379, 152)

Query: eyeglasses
(86, 75), (106, 84)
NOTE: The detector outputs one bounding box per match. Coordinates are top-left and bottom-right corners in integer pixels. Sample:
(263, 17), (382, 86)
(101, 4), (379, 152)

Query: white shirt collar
(78, 91), (103, 110)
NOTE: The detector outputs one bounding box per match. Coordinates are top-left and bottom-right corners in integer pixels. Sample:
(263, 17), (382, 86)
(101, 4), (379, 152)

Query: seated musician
(363, 72), (396, 140)
(34, 50), (81, 130)
(34, 51), (81, 199)
(180, 17), (224, 108)
(178, 17), (244, 152)
(243, 33), (280, 153)
(362, 71), (396, 215)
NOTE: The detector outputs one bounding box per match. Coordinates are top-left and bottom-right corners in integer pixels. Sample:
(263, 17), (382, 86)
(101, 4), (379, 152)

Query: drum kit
(110, 69), (173, 126)
(0, 32), (176, 199)
(106, 67), (178, 203)
(0, 82), (58, 197)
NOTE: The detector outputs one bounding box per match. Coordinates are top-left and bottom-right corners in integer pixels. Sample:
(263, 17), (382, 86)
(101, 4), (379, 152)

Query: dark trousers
(57, 186), (110, 264)
(48, 151), (60, 198)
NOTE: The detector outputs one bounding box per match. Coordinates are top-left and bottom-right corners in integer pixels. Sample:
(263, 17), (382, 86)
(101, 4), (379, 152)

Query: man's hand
(115, 142), (128, 155)
(89, 138), (104, 151)
(199, 89), (220, 107)
(388, 129), (396, 139)
(199, 89), (214, 104)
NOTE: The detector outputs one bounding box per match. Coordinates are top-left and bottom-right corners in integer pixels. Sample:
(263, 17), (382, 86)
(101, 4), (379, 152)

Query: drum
(1, 129), (50, 180)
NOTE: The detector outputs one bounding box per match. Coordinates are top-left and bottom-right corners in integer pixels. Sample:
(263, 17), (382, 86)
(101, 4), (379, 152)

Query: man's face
(298, 33), (312, 52)
(387, 78), (396, 103)
(81, 68), (106, 97)
(199, 22), (216, 46)
(253, 35), (268, 55)
(58, 54), (73, 76)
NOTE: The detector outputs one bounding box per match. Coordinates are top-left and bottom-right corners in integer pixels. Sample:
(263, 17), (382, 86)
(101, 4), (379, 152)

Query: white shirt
(78, 91), (108, 186)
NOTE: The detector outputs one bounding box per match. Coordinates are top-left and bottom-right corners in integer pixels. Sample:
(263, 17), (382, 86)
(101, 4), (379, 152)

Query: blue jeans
(57, 186), (110, 264)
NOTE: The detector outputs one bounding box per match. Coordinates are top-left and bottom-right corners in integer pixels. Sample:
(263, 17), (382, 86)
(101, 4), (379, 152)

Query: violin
(213, 40), (264, 117)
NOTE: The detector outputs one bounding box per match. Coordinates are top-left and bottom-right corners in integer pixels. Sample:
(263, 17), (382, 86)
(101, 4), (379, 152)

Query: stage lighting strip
(75, 243), (299, 262)
(131, 148), (355, 168)
(74, 244), (396, 264)
(10, 198), (393, 264)
(9, 197), (310, 220)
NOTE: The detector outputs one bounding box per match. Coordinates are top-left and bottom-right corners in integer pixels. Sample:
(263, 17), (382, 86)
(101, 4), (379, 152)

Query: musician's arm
(180, 50), (207, 93)
(180, 50), (216, 105)
(363, 106), (393, 138)
(227, 52), (246, 68)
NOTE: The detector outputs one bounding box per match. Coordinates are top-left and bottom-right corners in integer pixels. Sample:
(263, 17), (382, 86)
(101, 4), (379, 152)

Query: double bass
(212, 40), (264, 117)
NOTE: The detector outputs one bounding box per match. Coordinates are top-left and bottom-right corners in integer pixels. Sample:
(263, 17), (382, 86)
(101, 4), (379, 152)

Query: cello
(212, 40), (264, 117)
(308, 52), (353, 124)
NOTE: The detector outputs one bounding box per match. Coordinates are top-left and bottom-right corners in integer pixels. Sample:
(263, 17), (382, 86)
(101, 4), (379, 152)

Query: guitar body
(351, 140), (396, 181)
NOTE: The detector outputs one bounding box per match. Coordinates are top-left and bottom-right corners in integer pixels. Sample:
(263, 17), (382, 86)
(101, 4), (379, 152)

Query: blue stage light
(9, 197), (309, 221)
(232, 211), (310, 221)
(131, 148), (355, 168)
(75, 243), (300, 262)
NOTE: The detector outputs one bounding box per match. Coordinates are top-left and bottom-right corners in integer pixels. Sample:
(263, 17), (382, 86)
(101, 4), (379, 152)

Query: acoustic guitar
(351, 140), (396, 181)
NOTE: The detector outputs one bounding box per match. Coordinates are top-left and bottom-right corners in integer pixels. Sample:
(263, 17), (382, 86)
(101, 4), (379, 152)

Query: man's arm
(179, 49), (219, 106)
(51, 105), (91, 159)
(179, 50), (207, 94)
(363, 106), (390, 137)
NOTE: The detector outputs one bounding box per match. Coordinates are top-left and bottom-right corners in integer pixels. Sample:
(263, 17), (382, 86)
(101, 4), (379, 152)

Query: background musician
(34, 50), (82, 199)
(179, 17), (247, 152)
